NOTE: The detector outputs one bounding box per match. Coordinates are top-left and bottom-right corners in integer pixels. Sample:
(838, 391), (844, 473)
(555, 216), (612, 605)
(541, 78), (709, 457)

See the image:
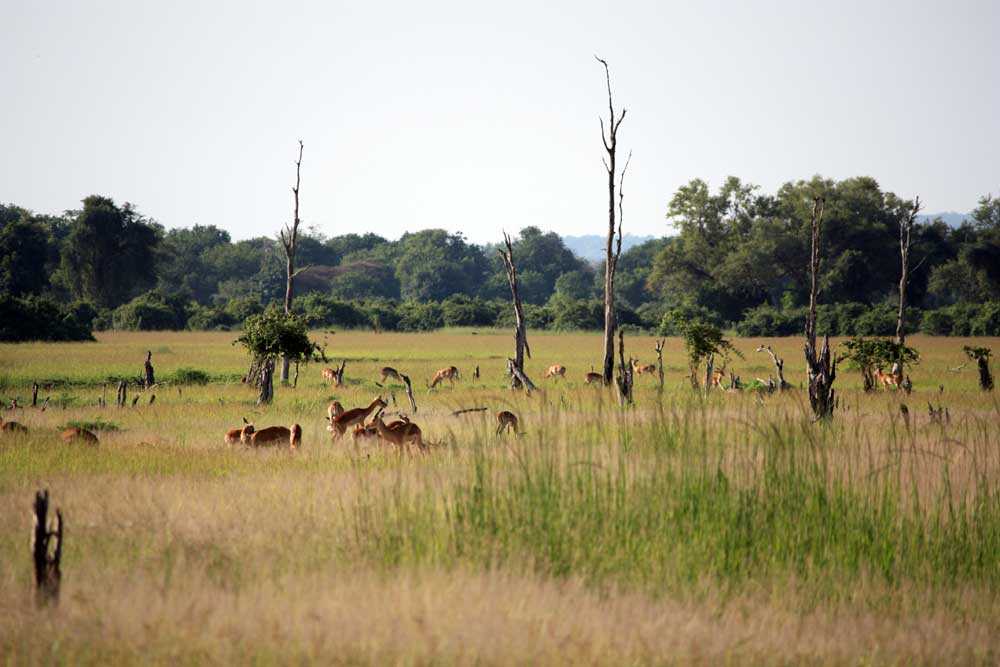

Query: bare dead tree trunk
(31, 489), (63, 607)
(804, 197), (836, 420)
(280, 140), (304, 385)
(498, 232), (530, 389)
(31, 382), (38, 407)
(506, 358), (537, 394)
(116, 380), (127, 408)
(654, 339), (665, 392)
(257, 358), (275, 405)
(400, 374), (418, 413)
(596, 56), (629, 386)
(144, 350), (155, 388)
(896, 196), (921, 345)
(704, 355), (715, 395)
(755, 345), (789, 390)
(615, 330), (633, 405)
(331, 359), (347, 387)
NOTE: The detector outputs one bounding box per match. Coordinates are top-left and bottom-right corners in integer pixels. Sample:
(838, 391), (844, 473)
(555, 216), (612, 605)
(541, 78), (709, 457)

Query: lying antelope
(380, 366), (403, 383)
(0, 415), (28, 434)
(632, 359), (657, 375)
(224, 417), (251, 445)
(249, 424), (302, 449)
(373, 415), (426, 452)
(495, 410), (519, 436)
(61, 427), (99, 445)
(542, 364), (566, 380)
(429, 366), (460, 389)
(329, 396), (388, 439)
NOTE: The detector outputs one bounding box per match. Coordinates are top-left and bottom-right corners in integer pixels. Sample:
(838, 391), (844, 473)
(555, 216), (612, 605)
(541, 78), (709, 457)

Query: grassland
(1, 330), (999, 665)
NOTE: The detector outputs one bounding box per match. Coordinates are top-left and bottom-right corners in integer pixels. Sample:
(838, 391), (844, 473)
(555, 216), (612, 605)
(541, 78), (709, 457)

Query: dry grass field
(1, 330), (999, 665)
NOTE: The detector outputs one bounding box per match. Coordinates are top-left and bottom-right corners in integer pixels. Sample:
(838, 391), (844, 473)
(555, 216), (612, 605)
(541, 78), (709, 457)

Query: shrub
(396, 301), (444, 331)
(171, 367), (211, 385)
(736, 304), (802, 337)
(441, 295), (501, 327)
(550, 298), (603, 331)
(657, 302), (726, 336)
(0, 294), (94, 342)
(294, 294), (369, 329)
(112, 291), (189, 331)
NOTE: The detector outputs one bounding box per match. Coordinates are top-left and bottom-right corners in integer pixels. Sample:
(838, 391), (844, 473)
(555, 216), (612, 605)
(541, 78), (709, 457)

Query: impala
(542, 364), (566, 380)
(584, 371), (603, 385)
(495, 410), (519, 436)
(329, 396), (388, 439)
(875, 368), (901, 390)
(380, 366), (403, 383)
(61, 426), (99, 445)
(224, 417), (251, 445)
(632, 359), (657, 375)
(321, 367), (337, 382)
(326, 401), (345, 429)
(373, 415), (426, 452)
(249, 424), (301, 448)
(429, 366), (460, 389)
(0, 415), (28, 434)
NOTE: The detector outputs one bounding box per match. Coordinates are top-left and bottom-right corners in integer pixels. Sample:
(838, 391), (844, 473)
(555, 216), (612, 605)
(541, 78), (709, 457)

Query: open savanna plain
(1, 330), (999, 665)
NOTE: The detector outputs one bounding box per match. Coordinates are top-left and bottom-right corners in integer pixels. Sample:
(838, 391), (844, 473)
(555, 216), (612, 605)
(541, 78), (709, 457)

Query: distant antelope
(380, 366), (403, 383)
(495, 410), (519, 436)
(61, 427), (98, 445)
(373, 415), (426, 452)
(329, 397), (388, 439)
(249, 424), (301, 448)
(709, 370), (726, 388)
(429, 366), (460, 389)
(875, 368), (901, 390)
(542, 364), (566, 380)
(632, 359), (657, 375)
(224, 417), (251, 445)
(584, 371), (603, 385)
(321, 367), (337, 382)
(0, 415), (28, 434)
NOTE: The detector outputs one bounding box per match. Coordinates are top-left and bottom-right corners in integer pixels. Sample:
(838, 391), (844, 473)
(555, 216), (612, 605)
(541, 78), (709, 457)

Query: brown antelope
(329, 396), (388, 439)
(224, 417), (251, 445)
(61, 427), (99, 445)
(875, 368), (901, 390)
(584, 371), (603, 385)
(249, 424), (301, 448)
(0, 415), (28, 434)
(326, 401), (345, 429)
(632, 359), (657, 375)
(429, 366), (460, 389)
(373, 415), (426, 452)
(321, 367), (337, 382)
(542, 364), (566, 380)
(709, 370), (726, 388)
(495, 410), (519, 436)
(380, 366), (403, 383)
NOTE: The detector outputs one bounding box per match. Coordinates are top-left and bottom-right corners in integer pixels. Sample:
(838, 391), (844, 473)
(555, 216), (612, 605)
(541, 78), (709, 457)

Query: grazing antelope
(61, 427), (99, 445)
(632, 359), (657, 375)
(249, 424), (301, 448)
(224, 417), (251, 445)
(329, 396), (388, 439)
(326, 400), (345, 429)
(542, 364), (566, 380)
(373, 415), (426, 452)
(495, 410), (519, 436)
(584, 371), (603, 385)
(380, 366), (403, 383)
(429, 366), (460, 389)
(0, 415), (28, 434)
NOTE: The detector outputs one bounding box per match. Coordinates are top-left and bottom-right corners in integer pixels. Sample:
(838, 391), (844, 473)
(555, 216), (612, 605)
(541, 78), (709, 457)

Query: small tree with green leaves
(963, 346), (994, 391)
(676, 318), (740, 390)
(841, 337), (919, 392)
(236, 308), (319, 405)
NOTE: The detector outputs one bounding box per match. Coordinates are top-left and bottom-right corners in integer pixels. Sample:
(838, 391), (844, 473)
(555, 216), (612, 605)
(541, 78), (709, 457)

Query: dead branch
(452, 407), (490, 416)
(755, 345), (789, 390)
(506, 358), (537, 394)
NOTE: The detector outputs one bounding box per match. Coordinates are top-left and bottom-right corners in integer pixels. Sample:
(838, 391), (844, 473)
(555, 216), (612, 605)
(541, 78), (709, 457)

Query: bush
(550, 298), (603, 331)
(294, 294), (369, 329)
(112, 291), (189, 331)
(0, 295), (94, 342)
(171, 367), (211, 385)
(657, 302), (726, 336)
(396, 301), (444, 331)
(736, 304), (803, 337)
(441, 295), (501, 327)
(971, 302), (1000, 336)
(363, 299), (402, 332)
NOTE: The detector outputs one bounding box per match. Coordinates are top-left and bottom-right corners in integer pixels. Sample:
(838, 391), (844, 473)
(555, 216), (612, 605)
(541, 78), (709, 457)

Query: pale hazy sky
(2, 1), (997, 243)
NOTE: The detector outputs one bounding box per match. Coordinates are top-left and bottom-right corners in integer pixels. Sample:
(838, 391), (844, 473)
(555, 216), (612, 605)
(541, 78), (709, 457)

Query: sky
(1, 0), (998, 244)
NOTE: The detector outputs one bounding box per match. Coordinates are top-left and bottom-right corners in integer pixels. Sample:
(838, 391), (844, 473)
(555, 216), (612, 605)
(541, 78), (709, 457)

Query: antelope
(584, 371), (603, 385)
(224, 417), (251, 445)
(632, 359), (657, 375)
(354, 414), (411, 445)
(875, 368), (900, 390)
(61, 427), (99, 445)
(495, 410), (519, 436)
(249, 424), (301, 448)
(380, 366), (403, 383)
(542, 364), (566, 380)
(329, 396), (388, 439)
(0, 415), (28, 434)
(373, 415), (426, 452)
(321, 367), (337, 382)
(326, 401), (345, 429)
(429, 366), (460, 389)
(709, 370), (726, 388)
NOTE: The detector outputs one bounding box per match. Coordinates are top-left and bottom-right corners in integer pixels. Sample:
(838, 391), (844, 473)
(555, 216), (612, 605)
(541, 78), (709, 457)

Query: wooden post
(116, 380), (127, 408)
(804, 197), (836, 420)
(143, 350), (155, 388)
(31, 489), (63, 607)
(498, 232), (531, 389)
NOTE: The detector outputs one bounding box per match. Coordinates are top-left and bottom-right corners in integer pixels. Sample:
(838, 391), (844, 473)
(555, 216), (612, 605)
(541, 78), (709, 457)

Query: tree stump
(31, 489), (63, 607)
(143, 350), (155, 388)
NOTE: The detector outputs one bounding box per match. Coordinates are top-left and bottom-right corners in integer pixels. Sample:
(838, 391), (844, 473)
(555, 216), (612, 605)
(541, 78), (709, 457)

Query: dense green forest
(2, 176), (999, 341)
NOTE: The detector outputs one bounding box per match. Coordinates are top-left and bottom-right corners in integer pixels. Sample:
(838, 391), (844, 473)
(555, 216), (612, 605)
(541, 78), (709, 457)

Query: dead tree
(896, 196), (921, 345)
(615, 330), (633, 405)
(400, 374), (418, 413)
(756, 345), (789, 390)
(596, 55), (629, 386)
(143, 350), (155, 388)
(31, 383), (38, 407)
(331, 359), (347, 387)
(279, 140), (305, 385)
(257, 358), (275, 405)
(506, 358), (537, 394)
(115, 380), (127, 408)
(31, 489), (63, 606)
(499, 231), (530, 389)
(654, 339), (665, 392)
(964, 346), (994, 392)
(804, 197), (836, 420)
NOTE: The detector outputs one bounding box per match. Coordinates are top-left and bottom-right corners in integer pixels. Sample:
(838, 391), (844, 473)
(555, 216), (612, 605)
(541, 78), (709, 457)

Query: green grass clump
(170, 367), (212, 385)
(60, 418), (122, 432)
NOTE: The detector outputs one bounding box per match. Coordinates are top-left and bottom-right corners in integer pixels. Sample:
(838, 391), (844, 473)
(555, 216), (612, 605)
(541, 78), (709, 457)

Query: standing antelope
(380, 366), (403, 383)
(429, 366), (460, 389)
(584, 371), (603, 385)
(224, 417), (251, 445)
(875, 368), (901, 390)
(632, 359), (657, 375)
(329, 397), (388, 439)
(326, 401), (345, 429)
(0, 415), (28, 434)
(542, 364), (566, 380)
(61, 427), (99, 445)
(373, 415), (426, 452)
(321, 367), (337, 382)
(495, 410), (519, 436)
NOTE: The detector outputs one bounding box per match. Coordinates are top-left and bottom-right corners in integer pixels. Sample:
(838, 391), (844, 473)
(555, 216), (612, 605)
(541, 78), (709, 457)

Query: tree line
(2, 176), (999, 342)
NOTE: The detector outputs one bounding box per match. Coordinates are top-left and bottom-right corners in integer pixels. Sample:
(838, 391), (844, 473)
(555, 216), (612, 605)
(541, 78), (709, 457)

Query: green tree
(395, 230), (488, 301)
(0, 218), (50, 296)
(158, 225), (231, 303)
(236, 308), (319, 404)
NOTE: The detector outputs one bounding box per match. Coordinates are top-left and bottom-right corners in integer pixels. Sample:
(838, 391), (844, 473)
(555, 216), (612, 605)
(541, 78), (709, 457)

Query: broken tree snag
(279, 140), (305, 385)
(116, 380), (127, 408)
(703, 355), (715, 394)
(615, 329), (633, 405)
(144, 350), (155, 388)
(31, 382), (38, 408)
(474, 365), (480, 380)
(400, 374), (418, 413)
(331, 360), (347, 387)
(756, 345), (789, 390)
(654, 339), (665, 392)
(498, 231), (531, 389)
(31, 489), (63, 607)
(506, 358), (537, 394)
(804, 197), (837, 420)
(896, 196), (921, 345)
(596, 55), (629, 387)
(257, 357), (275, 405)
